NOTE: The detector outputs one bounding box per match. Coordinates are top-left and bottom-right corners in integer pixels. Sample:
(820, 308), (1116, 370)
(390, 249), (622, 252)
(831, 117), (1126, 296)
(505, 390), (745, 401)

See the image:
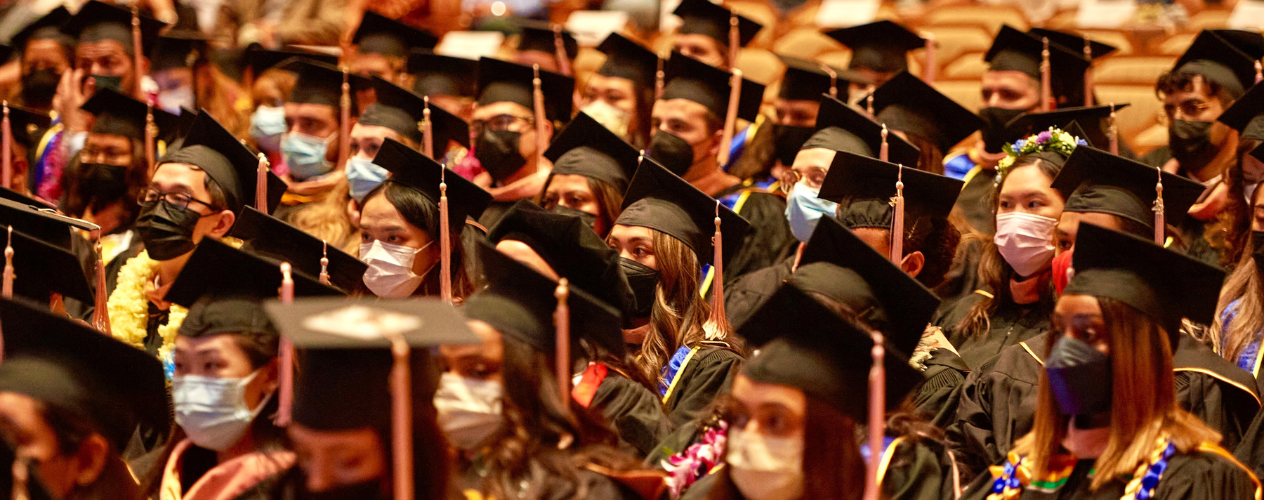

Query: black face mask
(620, 257), (660, 319)
(772, 125), (815, 167)
(1044, 336), (1113, 418)
(550, 203), (598, 229)
(978, 107), (1027, 154)
(1169, 119), (1217, 168)
(647, 130), (695, 177)
(135, 199), (203, 261)
(89, 74), (123, 93)
(301, 479), (387, 500)
(78, 163), (128, 205)
(474, 130), (526, 183)
(20, 68), (59, 107)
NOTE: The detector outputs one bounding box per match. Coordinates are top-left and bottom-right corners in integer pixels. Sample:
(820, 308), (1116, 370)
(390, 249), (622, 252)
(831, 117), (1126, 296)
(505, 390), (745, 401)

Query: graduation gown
(721, 255), (794, 328)
(575, 364), (674, 457)
(911, 346), (970, 429)
(937, 289), (1054, 370)
(662, 344), (744, 428)
(878, 436), (964, 500)
(709, 185), (795, 286)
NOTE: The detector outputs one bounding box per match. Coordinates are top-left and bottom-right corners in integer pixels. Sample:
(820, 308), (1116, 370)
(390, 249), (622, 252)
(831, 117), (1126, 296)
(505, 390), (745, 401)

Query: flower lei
(661, 420), (728, 499)
(108, 249), (186, 361)
(1122, 437), (1177, 500)
(986, 436), (1177, 500)
(996, 127), (1088, 184)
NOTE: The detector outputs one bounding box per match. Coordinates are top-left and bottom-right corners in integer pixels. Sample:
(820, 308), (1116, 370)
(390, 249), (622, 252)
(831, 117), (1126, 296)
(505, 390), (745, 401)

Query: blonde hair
(633, 230), (711, 388)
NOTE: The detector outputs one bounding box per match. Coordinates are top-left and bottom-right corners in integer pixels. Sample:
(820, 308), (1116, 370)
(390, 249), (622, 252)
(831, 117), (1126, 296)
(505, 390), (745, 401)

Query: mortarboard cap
(516, 20), (578, 60)
(818, 150), (963, 229)
(11, 6), (72, 53)
(4, 104), (52, 147)
(229, 206), (368, 294)
(544, 112), (639, 190)
(81, 88), (180, 142)
(1219, 82), (1264, 141)
(152, 30), (208, 72)
(824, 21), (925, 74)
(615, 159), (750, 266)
(1002, 104), (1129, 152)
(59, 1), (164, 57)
(1052, 146), (1205, 231)
(871, 71), (984, 154)
(0, 297), (168, 449)
(985, 25), (1092, 107)
(244, 48), (338, 75)
(1064, 223), (1224, 344)
(1027, 28), (1118, 60)
(673, 0), (762, 48)
(408, 50), (478, 98)
(372, 138), (492, 225)
(158, 111), (286, 214)
(1172, 30), (1257, 98)
(660, 52), (765, 122)
(776, 55), (863, 103)
(0, 196), (92, 249)
(281, 58), (369, 109)
(476, 57), (575, 122)
(352, 11), (438, 58)
(804, 95), (920, 168)
(595, 33), (659, 90)
(3, 228), (92, 305)
(362, 76), (469, 150)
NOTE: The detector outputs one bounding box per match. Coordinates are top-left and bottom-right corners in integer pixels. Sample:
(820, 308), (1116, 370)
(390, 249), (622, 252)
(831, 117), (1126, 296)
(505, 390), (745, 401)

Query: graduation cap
(615, 159), (750, 266)
(0, 297), (168, 449)
(362, 76), (469, 150)
(59, 1), (164, 57)
(2, 227), (92, 305)
(543, 111), (639, 190)
(4, 104), (52, 147)
(243, 48), (338, 75)
(152, 30), (208, 72)
(466, 240), (624, 356)
(1002, 104), (1129, 152)
(280, 58), (369, 109)
(11, 6), (72, 53)
(372, 138), (492, 225)
(985, 25), (1092, 107)
(673, 0), (762, 48)
(266, 297), (479, 430)
(660, 52), (765, 123)
(1064, 223), (1225, 345)
(158, 111), (286, 214)
(776, 55), (862, 103)
(1027, 28), (1118, 60)
(408, 50), (479, 98)
(80, 88), (180, 142)
(804, 95), (920, 168)
(517, 20), (578, 60)
(824, 21), (926, 74)
(352, 11), (438, 58)
(1172, 30), (1258, 98)
(871, 71), (984, 154)
(1051, 146), (1205, 231)
(475, 57), (575, 122)
(736, 283), (921, 419)
(595, 33), (659, 91)
(818, 150), (963, 230)
(229, 206), (368, 294)
(1218, 82), (1264, 141)
(0, 196), (92, 249)
(486, 200), (634, 319)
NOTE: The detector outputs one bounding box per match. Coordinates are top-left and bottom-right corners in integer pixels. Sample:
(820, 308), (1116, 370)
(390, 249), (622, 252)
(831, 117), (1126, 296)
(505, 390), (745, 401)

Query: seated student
(0, 298), (168, 500)
(0, 105), (52, 202)
(349, 11), (437, 84)
(825, 20), (926, 95)
(668, 0), (760, 71)
(581, 33), (658, 149)
(150, 30), (249, 138)
(242, 50), (338, 167)
(408, 50), (478, 123)
(537, 113), (639, 237)
(961, 224), (1260, 500)
(870, 71), (985, 176)
(1215, 82), (1264, 268)
(1213, 171), (1264, 375)
(9, 6), (73, 115)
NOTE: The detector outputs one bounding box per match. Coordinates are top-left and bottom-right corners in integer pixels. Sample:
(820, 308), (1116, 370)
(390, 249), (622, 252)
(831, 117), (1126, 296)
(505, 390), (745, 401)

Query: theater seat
(1093, 56), (1176, 85)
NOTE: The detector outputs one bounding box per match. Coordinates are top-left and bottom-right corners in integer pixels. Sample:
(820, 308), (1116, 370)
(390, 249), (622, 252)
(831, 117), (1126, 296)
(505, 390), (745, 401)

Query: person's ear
(70, 434), (110, 487)
(347, 199), (362, 229)
(208, 209), (236, 238)
(900, 250), (925, 278)
(707, 127), (723, 157)
(260, 357), (280, 394)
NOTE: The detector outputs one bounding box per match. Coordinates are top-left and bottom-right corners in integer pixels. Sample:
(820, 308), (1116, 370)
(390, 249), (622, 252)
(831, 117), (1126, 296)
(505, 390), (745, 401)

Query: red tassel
(554, 279), (571, 406)
(276, 263), (295, 426)
(552, 24), (572, 77)
(318, 241), (330, 286)
(863, 329), (886, 500)
(339, 68), (351, 168)
(727, 14), (740, 69)
(1083, 36), (1094, 107)
(706, 202), (731, 340)
(890, 165), (905, 264)
(923, 34), (935, 84)
(388, 334), (414, 500)
(1153, 167), (1165, 245)
(879, 125), (889, 163)
(820, 64), (838, 99)
(93, 230), (110, 334)
(718, 70), (742, 167)
(655, 56), (665, 101)
(131, 7), (143, 100)
(256, 153), (269, 212)
(2, 102), (10, 189)
(1040, 37), (1053, 111)
(422, 97), (434, 159)
(439, 168), (452, 304)
(145, 100), (156, 177)
(532, 65), (548, 167)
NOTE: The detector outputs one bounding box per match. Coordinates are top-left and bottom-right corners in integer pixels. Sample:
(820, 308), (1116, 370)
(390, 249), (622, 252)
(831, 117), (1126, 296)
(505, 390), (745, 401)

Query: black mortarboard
(1210, 29), (1264, 60)
(59, 1), (164, 57)
(362, 76), (469, 149)
(3, 227), (92, 305)
(267, 297), (478, 430)
(1172, 30), (1257, 98)
(673, 0), (762, 47)
(1003, 104), (1130, 151)
(615, 159), (750, 266)
(5, 104), (52, 147)
(0, 187), (53, 209)
(352, 11), (438, 58)
(596, 33), (659, 90)
(152, 30), (208, 72)
(11, 6), (72, 54)
(1051, 146), (1204, 230)
(824, 21), (925, 74)
(737, 283), (921, 419)
(281, 58), (369, 109)
(818, 150), (963, 229)
(229, 206), (368, 294)
(871, 71), (984, 154)
(517, 20), (578, 60)
(476, 57), (575, 122)
(777, 55), (862, 103)
(0, 196), (92, 249)
(1064, 223), (1224, 344)
(543, 112), (639, 190)
(660, 52), (765, 122)
(372, 138), (492, 225)
(0, 297), (168, 449)
(1219, 82), (1264, 141)
(1027, 28), (1118, 60)
(80, 88), (179, 142)
(805, 95), (920, 167)
(793, 216), (939, 355)
(244, 48), (338, 75)
(466, 240), (624, 356)
(408, 50), (478, 98)
(159, 111), (286, 214)
(985, 25), (1092, 106)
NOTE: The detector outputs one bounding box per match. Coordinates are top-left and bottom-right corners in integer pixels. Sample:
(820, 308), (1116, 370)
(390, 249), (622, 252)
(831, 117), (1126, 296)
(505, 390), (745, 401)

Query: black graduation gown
(937, 290), (1054, 370)
(710, 185), (795, 285)
(721, 256), (794, 328)
(880, 436), (963, 500)
(662, 344), (744, 429)
(954, 166), (997, 236)
(477, 200), (518, 231)
(910, 346), (970, 429)
(587, 370), (674, 457)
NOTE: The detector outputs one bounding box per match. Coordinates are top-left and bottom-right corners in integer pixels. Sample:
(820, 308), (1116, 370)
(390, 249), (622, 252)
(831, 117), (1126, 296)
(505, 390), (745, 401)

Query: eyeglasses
(470, 114), (534, 135)
(138, 188), (218, 212)
(80, 148), (133, 166)
(779, 166), (828, 190)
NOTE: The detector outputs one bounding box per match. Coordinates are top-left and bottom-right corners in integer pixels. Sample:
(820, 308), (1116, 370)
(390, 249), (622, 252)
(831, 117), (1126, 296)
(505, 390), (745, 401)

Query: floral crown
(996, 127), (1088, 183)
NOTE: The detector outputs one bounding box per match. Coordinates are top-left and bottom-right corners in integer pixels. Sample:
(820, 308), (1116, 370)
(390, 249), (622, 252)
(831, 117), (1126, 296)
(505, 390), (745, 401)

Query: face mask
(173, 370), (272, 451)
(433, 372), (505, 451)
(474, 130), (526, 182)
(1169, 119), (1216, 167)
(581, 101), (631, 139)
(20, 68), (60, 107)
(727, 429), (804, 500)
(1053, 249), (1074, 296)
(360, 239), (432, 298)
(249, 105), (287, 154)
(994, 212), (1058, 278)
(620, 257), (659, 319)
(158, 86), (195, 115)
(78, 163), (128, 204)
(647, 130), (696, 177)
(282, 132), (334, 181)
(979, 107), (1027, 154)
(136, 199), (203, 261)
(346, 157), (389, 203)
(300, 479), (386, 500)
(1045, 336), (1112, 417)
(550, 204), (598, 229)
(772, 125), (815, 167)
(784, 183), (837, 243)
(90, 74), (123, 93)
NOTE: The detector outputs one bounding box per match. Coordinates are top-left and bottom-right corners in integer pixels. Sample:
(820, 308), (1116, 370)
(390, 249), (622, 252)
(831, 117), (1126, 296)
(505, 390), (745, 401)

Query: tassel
(1040, 37), (1053, 112)
(1084, 36), (1094, 107)
(552, 24), (572, 77)
(256, 153), (269, 212)
(728, 14), (740, 70)
(1153, 166), (1164, 245)
(532, 65), (548, 168)
(1108, 103), (1119, 156)
(1256, 60), (1262, 84)
(820, 64), (838, 99)
(0, 227), (10, 362)
(276, 263), (295, 426)
(421, 96), (434, 159)
(145, 100), (156, 177)
(922, 33), (935, 84)
(2, 102), (9, 189)
(655, 56), (665, 101)
(705, 202), (731, 340)
(319, 241), (330, 286)
(388, 332), (414, 500)
(863, 329), (886, 500)
(890, 165), (905, 264)
(717, 69), (742, 167)
(439, 168), (452, 304)
(866, 93), (875, 116)
(554, 278), (571, 405)
(880, 125), (889, 163)
(92, 230), (110, 334)
(339, 67), (351, 168)
(131, 6), (143, 100)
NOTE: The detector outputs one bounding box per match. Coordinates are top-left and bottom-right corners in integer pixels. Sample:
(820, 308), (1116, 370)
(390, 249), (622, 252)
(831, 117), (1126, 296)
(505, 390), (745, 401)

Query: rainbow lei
(987, 452), (1077, 500)
(1122, 437), (1177, 500)
(996, 127), (1088, 183)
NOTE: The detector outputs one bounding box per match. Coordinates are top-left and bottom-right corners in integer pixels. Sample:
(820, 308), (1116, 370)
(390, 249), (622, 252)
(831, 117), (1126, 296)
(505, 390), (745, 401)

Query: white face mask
(433, 372), (505, 451)
(359, 239), (433, 298)
(581, 101), (631, 139)
(173, 369), (273, 451)
(727, 429), (805, 500)
(994, 211), (1059, 278)
(158, 86), (196, 115)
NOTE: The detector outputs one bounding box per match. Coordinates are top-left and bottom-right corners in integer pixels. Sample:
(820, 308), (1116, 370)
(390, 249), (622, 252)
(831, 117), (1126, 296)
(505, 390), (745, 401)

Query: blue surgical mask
(281, 132), (334, 181)
(249, 105), (286, 153)
(347, 156), (389, 202)
(785, 184), (837, 243)
(173, 370), (272, 451)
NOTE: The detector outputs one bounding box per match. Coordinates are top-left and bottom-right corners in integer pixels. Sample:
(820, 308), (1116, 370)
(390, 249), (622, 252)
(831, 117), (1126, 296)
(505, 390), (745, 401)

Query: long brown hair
(1018, 297), (1221, 489)
(633, 230), (712, 388)
(1211, 188), (1264, 363)
(1210, 139), (1262, 269)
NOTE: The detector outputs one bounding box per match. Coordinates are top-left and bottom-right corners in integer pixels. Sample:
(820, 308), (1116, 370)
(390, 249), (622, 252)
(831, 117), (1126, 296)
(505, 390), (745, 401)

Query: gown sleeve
(590, 373), (674, 457)
(1172, 334), (1262, 452)
(912, 347), (969, 429)
(663, 348), (743, 428)
(721, 258), (792, 328)
(881, 437), (962, 500)
(946, 339), (1045, 484)
(722, 192), (794, 283)
(1154, 449), (1261, 500)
